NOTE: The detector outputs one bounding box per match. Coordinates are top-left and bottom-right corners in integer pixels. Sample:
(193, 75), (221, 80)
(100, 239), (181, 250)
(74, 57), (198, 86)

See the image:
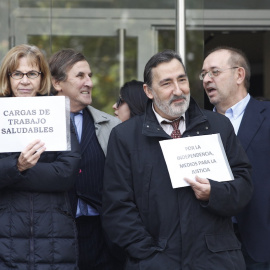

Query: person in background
(112, 80), (148, 122)
(102, 49), (253, 270)
(201, 46), (270, 270)
(49, 48), (123, 270)
(0, 44), (80, 269)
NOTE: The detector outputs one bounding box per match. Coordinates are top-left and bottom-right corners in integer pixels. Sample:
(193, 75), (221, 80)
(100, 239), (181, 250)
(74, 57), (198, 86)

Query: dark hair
(119, 80), (148, 117)
(49, 48), (87, 94)
(205, 46), (251, 90)
(143, 49), (186, 87)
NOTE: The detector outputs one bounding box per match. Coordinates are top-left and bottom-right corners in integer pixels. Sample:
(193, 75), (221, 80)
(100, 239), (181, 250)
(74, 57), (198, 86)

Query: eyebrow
(159, 74), (187, 85)
(201, 66), (219, 72)
(76, 71), (92, 76)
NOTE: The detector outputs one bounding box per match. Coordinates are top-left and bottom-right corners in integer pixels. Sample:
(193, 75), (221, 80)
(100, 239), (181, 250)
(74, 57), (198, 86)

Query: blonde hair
(0, 44), (51, 96)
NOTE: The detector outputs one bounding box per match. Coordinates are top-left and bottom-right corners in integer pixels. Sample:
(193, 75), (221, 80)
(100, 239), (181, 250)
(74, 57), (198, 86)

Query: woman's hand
(17, 139), (46, 172)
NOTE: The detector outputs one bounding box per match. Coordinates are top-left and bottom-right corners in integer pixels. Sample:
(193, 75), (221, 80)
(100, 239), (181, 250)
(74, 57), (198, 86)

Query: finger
(33, 146), (46, 157)
(184, 177), (195, 186)
(23, 139), (41, 152)
(195, 175), (209, 184)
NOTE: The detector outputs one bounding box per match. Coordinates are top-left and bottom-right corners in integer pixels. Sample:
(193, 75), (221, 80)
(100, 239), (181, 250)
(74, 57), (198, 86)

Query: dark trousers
(234, 223), (270, 270)
(76, 215), (125, 270)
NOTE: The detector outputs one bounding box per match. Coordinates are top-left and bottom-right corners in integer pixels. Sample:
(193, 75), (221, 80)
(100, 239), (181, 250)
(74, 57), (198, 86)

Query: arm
(102, 128), (158, 260)
(198, 126), (252, 216)
(3, 129), (80, 192)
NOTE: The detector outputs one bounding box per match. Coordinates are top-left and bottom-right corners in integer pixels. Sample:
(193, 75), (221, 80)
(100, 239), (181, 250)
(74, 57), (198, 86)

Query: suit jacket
(70, 106), (121, 214)
(85, 106), (121, 156)
(236, 96), (270, 262)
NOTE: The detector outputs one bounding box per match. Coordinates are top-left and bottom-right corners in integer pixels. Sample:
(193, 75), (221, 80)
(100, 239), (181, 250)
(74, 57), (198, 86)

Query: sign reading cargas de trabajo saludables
(0, 96), (71, 153)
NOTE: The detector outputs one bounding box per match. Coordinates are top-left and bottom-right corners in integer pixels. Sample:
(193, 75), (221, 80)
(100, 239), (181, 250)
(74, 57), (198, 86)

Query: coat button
(197, 131), (200, 134)
(205, 126), (209, 130)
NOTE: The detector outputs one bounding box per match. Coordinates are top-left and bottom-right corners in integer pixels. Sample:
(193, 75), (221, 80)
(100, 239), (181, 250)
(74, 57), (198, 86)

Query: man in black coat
(102, 50), (253, 270)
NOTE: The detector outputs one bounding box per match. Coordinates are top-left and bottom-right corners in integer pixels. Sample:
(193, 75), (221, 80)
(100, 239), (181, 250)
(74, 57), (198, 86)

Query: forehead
(152, 58), (185, 81)
(15, 56), (39, 70)
(67, 60), (91, 75)
(203, 50), (231, 69)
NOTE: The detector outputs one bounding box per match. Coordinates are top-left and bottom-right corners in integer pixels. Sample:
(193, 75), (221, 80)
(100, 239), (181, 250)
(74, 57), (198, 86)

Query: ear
(52, 78), (62, 92)
(143, 84), (154, 99)
(236, 67), (245, 85)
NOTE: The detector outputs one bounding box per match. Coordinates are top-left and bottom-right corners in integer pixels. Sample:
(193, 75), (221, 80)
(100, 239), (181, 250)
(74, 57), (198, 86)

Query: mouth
(170, 96), (186, 105)
(80, 91), (90, 94)
(206, 86), (217, 96)
(18, 89), (32, 94)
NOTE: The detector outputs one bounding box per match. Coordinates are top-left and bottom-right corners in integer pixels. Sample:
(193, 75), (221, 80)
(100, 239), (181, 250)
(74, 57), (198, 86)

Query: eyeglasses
(9, 71), (42, 80)
(199, 67), (239, 80)
(116, 95), (124, 108)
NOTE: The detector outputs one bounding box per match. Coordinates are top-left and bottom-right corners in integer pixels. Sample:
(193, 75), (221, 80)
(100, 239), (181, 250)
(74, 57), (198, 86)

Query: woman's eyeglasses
(9, 71), (42, 80)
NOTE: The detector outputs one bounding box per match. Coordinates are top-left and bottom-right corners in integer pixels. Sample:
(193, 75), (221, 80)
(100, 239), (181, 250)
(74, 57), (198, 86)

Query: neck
(216, 90), (248, 114)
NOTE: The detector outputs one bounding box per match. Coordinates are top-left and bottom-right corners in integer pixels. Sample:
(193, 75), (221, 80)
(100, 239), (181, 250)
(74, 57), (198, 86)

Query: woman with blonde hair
(0, 44), (80, 269)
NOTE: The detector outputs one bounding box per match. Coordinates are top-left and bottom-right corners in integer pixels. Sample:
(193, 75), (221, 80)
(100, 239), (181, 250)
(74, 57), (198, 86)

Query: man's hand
(17, 139), (46, 172)
(184, 175), (211, 201)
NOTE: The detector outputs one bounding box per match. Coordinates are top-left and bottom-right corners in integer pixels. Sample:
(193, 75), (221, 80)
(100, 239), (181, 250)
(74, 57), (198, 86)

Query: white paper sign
(159, 134), (234, 188)
(0, 96), (71, 153)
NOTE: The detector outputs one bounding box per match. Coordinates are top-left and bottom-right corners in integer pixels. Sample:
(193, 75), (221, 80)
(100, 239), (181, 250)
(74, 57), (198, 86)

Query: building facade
(1, 0), (269, 112)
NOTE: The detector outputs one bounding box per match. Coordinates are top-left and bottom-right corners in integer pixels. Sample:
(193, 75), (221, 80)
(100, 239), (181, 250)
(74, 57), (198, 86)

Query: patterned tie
(162, 118), (182, 139)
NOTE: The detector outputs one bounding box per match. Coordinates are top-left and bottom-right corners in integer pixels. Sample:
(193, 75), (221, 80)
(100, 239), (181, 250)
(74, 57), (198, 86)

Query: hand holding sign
(184, 176), (211, 201)
(17, 139), (46, 172)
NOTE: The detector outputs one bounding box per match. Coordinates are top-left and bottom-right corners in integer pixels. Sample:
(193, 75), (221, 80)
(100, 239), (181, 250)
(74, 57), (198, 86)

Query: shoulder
(247, 96), (270, 111)
(86, 105), (121, 127)
(110, 114), (144, 141)
(203, 109), (231, 123)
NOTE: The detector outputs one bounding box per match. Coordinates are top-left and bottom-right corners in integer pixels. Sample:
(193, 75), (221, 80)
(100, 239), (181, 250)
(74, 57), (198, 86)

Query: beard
(153, 92), (190, 118)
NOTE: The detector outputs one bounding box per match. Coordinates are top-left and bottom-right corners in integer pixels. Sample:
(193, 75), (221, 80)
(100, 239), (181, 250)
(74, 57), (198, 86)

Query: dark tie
(162, 118), (182, 139)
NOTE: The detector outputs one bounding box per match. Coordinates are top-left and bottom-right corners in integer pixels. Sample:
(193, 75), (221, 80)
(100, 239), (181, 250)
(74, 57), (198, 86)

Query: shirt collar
(213, 94), (250, 119)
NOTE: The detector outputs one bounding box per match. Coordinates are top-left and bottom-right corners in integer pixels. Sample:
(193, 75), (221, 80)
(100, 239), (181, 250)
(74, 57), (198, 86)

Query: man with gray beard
(102, 50), (253, 270)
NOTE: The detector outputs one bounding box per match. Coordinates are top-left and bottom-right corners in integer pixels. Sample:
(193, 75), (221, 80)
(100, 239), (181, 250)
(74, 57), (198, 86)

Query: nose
(85, 75), (93, 87)
(112, 103), (117, 110)
(203, 72), (213, 84)
(20, 74), (30, 84)
(173, 81), (183, 96)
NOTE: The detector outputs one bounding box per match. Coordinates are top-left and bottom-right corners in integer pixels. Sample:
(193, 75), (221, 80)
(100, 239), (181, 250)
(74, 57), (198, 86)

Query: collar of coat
(142, 97), (207, 138)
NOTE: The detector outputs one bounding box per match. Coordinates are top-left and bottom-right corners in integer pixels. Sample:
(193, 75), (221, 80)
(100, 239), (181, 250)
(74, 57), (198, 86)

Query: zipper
(30, 194), (34, 269)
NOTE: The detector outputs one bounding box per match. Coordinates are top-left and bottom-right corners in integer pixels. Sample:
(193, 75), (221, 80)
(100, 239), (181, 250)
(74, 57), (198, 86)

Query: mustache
(169, 95), (187, 105)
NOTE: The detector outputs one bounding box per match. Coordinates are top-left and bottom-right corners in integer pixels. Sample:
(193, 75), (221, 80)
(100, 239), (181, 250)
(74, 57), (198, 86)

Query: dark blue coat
(0, 127), (80, 269)
(236, 97), (270, 262)
(102, 98), (253, 270)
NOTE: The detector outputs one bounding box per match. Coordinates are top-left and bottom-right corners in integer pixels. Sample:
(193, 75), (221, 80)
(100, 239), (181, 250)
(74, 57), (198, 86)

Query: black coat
(102, 98), (253, 270)
(0, 127), (80, 269)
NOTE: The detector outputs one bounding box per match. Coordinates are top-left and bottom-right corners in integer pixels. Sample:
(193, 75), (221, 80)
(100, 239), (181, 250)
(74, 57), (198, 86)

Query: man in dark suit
(49, 49), (123, 270)
(201, 46), (270, 270)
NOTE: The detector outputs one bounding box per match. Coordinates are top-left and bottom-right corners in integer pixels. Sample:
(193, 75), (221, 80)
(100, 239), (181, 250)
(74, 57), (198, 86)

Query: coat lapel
(237, 97), (266, 151)
(80, 109), (95, 154)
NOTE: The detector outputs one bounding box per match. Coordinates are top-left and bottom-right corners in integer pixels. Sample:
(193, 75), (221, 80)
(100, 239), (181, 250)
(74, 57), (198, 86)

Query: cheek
(119, 104), (131, 120)
(10, 79), (17, 91)
(182, 86), (190, 95)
